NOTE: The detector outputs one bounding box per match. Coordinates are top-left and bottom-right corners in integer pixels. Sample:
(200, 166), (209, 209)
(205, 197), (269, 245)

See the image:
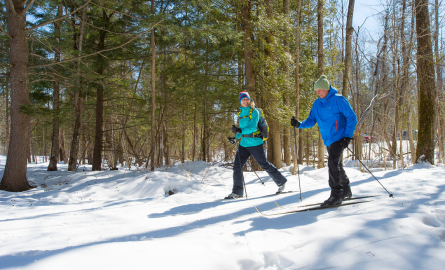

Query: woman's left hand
(231, 125), (242, 134)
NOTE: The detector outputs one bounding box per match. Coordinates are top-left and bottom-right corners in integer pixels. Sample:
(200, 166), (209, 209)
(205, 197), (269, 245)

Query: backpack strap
(238, 107), (254, 120)
(241, 133), (262, 138)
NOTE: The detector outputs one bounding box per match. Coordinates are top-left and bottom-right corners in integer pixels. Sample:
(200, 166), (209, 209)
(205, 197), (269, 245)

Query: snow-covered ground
(1, 155), (444, 270)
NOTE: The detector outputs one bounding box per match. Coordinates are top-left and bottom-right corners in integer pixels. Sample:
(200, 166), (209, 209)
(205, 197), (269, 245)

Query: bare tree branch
(356, 88), (393, 130)
(27, 0), (91, 32)
(0, 24), (12, 40)
(29, 20), (163, 69)
(23, 0), (36, 13)
(30, 79), (57, 84)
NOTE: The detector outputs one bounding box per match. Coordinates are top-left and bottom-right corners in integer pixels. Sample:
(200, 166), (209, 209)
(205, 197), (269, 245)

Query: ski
(256, 200), (372, 216)
(223, 191), (296, 200)
(274, 195), (377, 208)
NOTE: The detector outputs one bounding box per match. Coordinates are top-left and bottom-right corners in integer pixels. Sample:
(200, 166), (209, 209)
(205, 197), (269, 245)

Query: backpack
(237, 107), (269, 141)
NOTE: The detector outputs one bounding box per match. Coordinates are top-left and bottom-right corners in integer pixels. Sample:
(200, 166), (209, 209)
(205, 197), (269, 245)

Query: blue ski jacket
(299, 86), (357, 146)
(236, 106), (264, 148)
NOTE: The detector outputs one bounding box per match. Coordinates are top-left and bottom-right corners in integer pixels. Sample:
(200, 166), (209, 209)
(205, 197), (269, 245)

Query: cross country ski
(255, 200), (373, 216)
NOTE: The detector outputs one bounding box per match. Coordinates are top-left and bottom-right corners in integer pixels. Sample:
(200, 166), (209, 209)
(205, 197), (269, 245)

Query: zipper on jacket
(335, 117), (338, 132)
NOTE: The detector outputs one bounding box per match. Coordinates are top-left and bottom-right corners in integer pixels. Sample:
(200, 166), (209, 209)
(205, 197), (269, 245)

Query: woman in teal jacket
(225, 91), (287, 199)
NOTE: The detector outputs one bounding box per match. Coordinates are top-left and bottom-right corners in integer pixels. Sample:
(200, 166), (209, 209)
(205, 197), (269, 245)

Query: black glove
(339, 137), (352, 148)
(231, 125), (242, 134)
(228, 137), (236, 145)
(290, 116), (300, 128)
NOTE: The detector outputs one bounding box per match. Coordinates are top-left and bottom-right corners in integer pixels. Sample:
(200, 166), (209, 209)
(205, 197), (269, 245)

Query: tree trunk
(68, 6), (86, 171)
(150, 0), (156, 171)
(92, 10), (109, 171)
(43, 127), (46, 162)
(415, 0), (436, 164)
(28, 124), (32, 163)
(92, 82), (104, 170)
(242, 0), (255, 93)
(181, 99), (185, 163)
(202, 39), (209, 162)
(282, 0), (291, 166)
(59, 129), (66, 163)
(1, 1), (32, 191)
(263, 0), (281, 168)
(391, 13), (399, 168)
(434, 0), (443, 163)
(293, 0), (303, 173)
(317, 0), (325, 169)
(405, 0), (416, 161)
(294, 0), (304, 167)
(163, 121), (170, 166)
(117, 127), (124, 165)
(4, 83), (10, 155)
(48, 2), (62, 169)
(192, 104), (196, 161)
(342, 0), (355, 98)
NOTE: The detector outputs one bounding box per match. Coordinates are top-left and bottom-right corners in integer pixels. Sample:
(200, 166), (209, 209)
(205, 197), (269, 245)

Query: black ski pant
(232, 144), (287, 196)
(326, 140), (350, 192)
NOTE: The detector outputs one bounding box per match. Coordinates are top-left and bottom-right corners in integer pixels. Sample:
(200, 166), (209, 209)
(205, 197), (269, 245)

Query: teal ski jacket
(299, 86), (357, 146)
(236, 106), (264, 147)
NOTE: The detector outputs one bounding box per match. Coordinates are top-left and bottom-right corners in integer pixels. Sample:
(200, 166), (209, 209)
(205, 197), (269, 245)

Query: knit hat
(314, 75), (330, 91)
(238, 91), (250, 103)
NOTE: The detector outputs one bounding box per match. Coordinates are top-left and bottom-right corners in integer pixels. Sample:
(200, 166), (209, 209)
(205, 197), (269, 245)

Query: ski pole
(248, 159), (265, 185)
(230, 138), (265, 186)
(347, 146), (394, 198)
(292, 123), (303, 202)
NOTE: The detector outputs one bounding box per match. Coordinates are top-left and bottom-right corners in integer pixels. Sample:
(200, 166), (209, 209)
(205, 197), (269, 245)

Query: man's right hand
(228, 137), (236, 145)
(291, 117), (300, 128)
(231, 125), (242, 134)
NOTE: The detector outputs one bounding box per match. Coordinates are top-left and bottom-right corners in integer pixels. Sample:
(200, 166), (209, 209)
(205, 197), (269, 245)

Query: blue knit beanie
(239, 91), (250, 103)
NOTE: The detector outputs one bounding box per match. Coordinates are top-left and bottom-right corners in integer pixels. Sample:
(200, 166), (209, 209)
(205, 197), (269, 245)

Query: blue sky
(353, 0), (385, 39)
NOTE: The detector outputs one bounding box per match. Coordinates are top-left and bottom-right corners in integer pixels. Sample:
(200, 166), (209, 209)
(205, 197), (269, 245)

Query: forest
(0, 0), (443, 192)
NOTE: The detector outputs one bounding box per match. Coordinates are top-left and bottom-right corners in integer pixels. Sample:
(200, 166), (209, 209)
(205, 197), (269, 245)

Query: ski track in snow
(1, 155), (445, 269)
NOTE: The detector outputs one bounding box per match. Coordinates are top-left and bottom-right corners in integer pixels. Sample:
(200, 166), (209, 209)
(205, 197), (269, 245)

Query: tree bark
(1, 0), (32, 191)
(92, 83), (104, 170)
(163, 121), (170, 166)
(391, 1), (400, 169)
(242, 0), (255, 93)
(59, 129), (66, 163)
(201, 39), (209, 162)
(150, 0), (156, 171)
(4, 79), (10, 156)
(264, 0), (282, 168)
(48, 3), (62, 171)
(317, 0), (325, 169)
(282, 0), (291, 166)
(293, 0), (303, 173)
(192, 104), (196, 161)
(68, 6), (86, 171)
(434, 0), (443, 162)
(342, 0), (355, 98)
(415, 0), (436, 164)
(92, 10), (110, 171)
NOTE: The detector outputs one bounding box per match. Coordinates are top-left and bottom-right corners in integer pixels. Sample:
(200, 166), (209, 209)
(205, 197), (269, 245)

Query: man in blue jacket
(291, 75), (357, 206)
